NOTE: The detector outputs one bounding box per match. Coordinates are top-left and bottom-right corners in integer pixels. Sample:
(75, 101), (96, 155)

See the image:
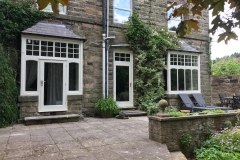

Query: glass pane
(192, 70), (198, 90)
(192, 56), (198, 66)
(44, 63), (63, 105)
(185, 55), (191, 66)
(178, 69), (184, 90)
(69, 63), (79, 91)
(170, 69), (177, 91)
(168, 19), (181, 31)
(186, 69), (191, 90)
(178, 55), (184, 65)
(26, 60), (37, 91)
(116, 66), (129, 101)
(114, 0), (131, 9)
(114, 9), (131, 23)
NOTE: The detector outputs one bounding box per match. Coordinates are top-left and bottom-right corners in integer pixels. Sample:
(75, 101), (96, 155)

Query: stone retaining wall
(211, 76), (240, 106)
(149, 112), (238, 151)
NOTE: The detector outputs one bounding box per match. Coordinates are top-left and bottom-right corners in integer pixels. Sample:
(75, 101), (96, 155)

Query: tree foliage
(212, 58), (240, 75)
(168, 0), (240, 44)
(36, 0), (68, 15)
(0, 0), (54, 127)
(0, 0), (54, 47)
(125, 13), (180, 115)
(0, 45), (18, 128)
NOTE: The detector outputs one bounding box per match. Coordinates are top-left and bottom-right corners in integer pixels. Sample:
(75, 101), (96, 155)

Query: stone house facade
(18, 0), (210, 120)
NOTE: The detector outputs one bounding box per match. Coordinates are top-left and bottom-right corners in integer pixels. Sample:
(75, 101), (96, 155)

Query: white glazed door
(114, 52), (133, 107)
(39, 60), (67, 112)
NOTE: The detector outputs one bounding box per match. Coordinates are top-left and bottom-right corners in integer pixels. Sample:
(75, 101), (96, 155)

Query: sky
(210, 5), (240, 60)
(211, 26), (240, 60)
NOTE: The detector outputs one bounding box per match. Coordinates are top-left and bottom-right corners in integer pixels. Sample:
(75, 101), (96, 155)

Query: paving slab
(0, 117), (187, 160)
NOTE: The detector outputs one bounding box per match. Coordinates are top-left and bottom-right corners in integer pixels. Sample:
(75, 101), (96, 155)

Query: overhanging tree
(167, 0), (240, 44)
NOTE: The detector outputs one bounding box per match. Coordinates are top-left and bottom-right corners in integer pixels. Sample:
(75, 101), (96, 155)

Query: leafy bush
(0, 0), (54, 47)
(125, 13), (180, 112)
(180, 133), (192, 149)
(0, 45), (18, 128)
(165, 106), (178, 113)
(167, 111), (190, 117)
(222, 120), (233, 130)
(95, 97), (119, 117)
(202, 109), (225, 114)
(194, 126), (240, 160)
(212, 58), (240, 76)
(146, 103), (159, 115)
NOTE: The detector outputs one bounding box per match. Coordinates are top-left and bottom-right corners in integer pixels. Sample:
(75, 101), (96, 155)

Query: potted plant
(95, 97), (119, 118)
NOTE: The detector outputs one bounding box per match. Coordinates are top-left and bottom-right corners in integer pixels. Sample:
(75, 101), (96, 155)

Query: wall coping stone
(148, 111), (239, 122)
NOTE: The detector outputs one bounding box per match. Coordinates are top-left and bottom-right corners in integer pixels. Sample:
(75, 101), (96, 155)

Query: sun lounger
(192, 93), (232, 110)
(179, 94), (217, 112)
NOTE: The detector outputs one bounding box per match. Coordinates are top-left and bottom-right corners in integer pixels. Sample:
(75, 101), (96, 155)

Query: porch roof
(22, 22), (86, 41)
(168, 40), (202, 53)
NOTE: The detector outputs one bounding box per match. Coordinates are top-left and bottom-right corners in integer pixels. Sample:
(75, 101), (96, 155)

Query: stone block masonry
(149, 112), (237, 151)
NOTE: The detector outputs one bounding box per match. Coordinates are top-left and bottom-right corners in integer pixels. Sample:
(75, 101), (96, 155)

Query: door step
(120, 110), (147, 117)
(24, 114), (83, 125)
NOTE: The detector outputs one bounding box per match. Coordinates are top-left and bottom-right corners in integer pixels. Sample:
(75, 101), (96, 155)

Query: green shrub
(0, 45), (18, 128)
(194, 126), (240, 159)
(0, 0), (54, 47)
(180, 133), (192, 149)
(222, 120), (233, 129)
(146, 103), (159, 115)
(165, 106), (178, 113)
(167, 111), (190, 117)
(202, 109), (225, 114)
(95, 97), (119, 118)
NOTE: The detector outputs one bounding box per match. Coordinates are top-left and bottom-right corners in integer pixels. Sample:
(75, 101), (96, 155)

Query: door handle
(40, 80), (46, 86)
(130, 83), (131, 87)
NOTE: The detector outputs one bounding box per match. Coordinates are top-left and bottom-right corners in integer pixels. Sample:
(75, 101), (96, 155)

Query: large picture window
(114, 0), (132, 23)
(166, 52), (200, 94)
(20, 36), (83, 96)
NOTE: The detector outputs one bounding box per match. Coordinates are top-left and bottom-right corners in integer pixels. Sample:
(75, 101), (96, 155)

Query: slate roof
(22, 22), (86, 41)
(169, 40), (201, 53)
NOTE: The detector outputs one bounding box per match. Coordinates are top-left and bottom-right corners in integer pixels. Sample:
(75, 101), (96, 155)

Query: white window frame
(113, 0), (132, 23)
(166, 51), (201, 94)
(36, 2), (67, 15)
(20, 35), (83, 96)
(167, 3), (182, 32)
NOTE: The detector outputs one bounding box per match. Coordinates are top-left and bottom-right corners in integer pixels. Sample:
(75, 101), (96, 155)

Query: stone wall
(19, 95), (84, 119)
(19, 0), (211, 117)
(149, 112), (238, 151)
(211, 76), (240, 106)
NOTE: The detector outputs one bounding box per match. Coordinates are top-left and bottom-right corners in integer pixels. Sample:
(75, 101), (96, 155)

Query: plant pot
(98, 111), (114, 118)
(180, 110), (190, 113)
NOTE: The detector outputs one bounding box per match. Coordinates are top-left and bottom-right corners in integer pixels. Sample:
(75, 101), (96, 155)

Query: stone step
(121, 110), (147, 117)
(119, 106), (137, 110)
(170, 151), (187, 160)
(24, 114), (82, 125)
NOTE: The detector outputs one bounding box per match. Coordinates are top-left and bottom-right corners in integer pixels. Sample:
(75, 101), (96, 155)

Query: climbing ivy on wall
(125, 13), (180, 115)
(0, 0), (54, 127)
